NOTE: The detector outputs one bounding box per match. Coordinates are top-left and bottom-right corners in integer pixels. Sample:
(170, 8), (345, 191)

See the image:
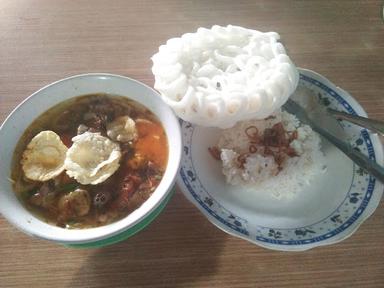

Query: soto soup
(11, 94), (168, 229)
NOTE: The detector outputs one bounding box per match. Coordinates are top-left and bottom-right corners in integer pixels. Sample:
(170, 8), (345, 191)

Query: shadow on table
(69, 196), (225, 287)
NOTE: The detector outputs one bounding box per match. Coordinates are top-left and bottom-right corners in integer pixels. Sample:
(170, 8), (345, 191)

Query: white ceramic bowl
(0, 73), (182, 247)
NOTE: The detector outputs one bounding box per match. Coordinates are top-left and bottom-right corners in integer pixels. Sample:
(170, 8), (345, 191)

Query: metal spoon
(327, 108), (384, 135)
(283, 98), (384, 183)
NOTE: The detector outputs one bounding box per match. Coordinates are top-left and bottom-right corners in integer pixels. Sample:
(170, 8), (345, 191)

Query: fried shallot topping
(208, 146), (221, 161)
(244, 122), (298, 171)
(208, 120), (299, 173)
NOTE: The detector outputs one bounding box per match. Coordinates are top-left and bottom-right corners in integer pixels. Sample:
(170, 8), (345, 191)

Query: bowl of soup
(0, 73), (182, 247)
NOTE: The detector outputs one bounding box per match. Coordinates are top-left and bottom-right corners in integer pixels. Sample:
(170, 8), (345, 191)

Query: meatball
(58, 189), (91, 220)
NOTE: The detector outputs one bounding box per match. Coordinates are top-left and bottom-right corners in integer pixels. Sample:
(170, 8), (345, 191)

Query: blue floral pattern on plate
(177, 69), (383, 251)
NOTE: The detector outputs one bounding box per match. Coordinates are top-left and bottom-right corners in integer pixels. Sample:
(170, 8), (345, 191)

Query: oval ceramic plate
(177, 68), (384, 251)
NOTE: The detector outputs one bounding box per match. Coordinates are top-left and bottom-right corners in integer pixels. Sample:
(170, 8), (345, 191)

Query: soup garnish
(11, 94), (168, 228)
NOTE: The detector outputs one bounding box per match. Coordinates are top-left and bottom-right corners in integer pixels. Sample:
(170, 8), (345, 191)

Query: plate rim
(177, 68), (384, 251)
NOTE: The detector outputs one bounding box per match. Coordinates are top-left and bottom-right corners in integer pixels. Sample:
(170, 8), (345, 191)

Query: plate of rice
(177, 69), (383, 251)
(152, 25), (383, 251)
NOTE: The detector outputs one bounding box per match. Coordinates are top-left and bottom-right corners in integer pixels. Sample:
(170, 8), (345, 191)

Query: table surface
(1, 1), (383, 287)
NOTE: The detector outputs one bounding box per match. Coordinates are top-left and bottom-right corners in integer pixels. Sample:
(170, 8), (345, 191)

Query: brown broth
(11, 94), (168, 228)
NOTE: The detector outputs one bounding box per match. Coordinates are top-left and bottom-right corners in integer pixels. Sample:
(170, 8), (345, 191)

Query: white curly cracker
(152, 25), (299, 128)
(65, 132), (121, 185)
(107, 116), (137, 143)
(21, 131), (68, 181)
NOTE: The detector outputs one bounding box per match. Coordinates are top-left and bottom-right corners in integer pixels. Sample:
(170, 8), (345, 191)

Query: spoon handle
(284, 99), (384, 183)
(327, 108), (384, 135)
(311, 124), (384, 183)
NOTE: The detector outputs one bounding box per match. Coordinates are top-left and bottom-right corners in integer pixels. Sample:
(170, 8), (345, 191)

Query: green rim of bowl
(65, 187), (175, 249)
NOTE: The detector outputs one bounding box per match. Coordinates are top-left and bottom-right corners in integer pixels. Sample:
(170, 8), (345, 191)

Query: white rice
(217, 110), (326, 199)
